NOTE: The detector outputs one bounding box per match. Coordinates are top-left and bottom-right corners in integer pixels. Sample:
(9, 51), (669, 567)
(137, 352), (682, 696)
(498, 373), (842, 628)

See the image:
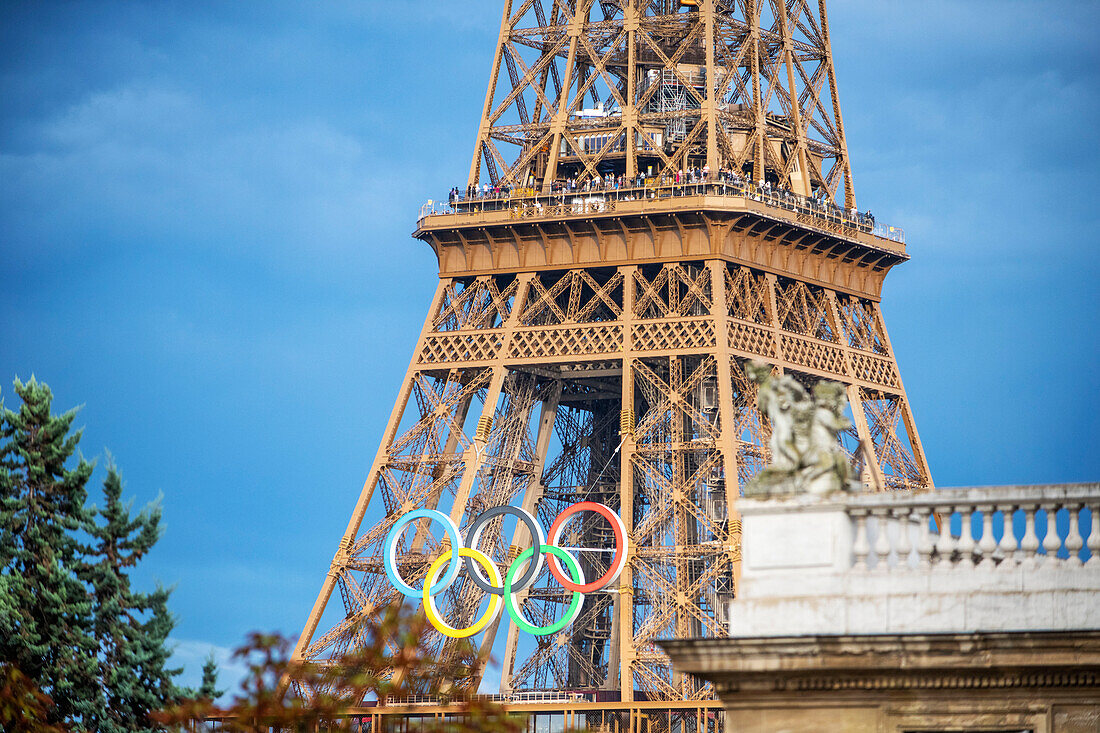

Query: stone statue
(743, 361), (856, 497)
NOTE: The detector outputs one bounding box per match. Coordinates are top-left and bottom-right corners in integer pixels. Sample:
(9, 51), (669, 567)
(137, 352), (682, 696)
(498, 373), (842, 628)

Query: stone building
(662, 484), (1100, 732)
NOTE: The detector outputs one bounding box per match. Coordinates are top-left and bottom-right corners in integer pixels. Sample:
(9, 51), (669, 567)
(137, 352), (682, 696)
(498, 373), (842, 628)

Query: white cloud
(0, 77), (435, 282)
(41, 86), (198, 148)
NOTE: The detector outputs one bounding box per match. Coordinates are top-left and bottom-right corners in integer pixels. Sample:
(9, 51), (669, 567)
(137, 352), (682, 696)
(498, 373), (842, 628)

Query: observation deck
(415, 181), (909, 300)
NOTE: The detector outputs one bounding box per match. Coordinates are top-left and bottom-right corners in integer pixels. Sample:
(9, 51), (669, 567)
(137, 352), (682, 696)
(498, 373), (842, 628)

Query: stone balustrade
(730, 483), (1100, 638)
(848, 484), (1100, 571)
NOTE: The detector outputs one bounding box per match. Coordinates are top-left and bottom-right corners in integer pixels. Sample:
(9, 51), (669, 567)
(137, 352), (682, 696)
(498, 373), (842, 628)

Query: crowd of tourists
(446, 167), (875, 228)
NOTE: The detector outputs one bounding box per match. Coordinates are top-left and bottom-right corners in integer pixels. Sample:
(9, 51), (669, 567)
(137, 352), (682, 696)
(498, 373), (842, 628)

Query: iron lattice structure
(292, 0), (932, 724)
(470, 0), (855, 205)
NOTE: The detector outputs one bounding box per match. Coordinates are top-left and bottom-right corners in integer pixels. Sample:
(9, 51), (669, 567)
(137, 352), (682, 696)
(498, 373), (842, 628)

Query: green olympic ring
(504, 545), (585, 636)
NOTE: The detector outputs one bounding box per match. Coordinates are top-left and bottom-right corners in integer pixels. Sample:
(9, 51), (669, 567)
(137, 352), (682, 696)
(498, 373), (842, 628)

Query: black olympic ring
(462, 505), (545, 594)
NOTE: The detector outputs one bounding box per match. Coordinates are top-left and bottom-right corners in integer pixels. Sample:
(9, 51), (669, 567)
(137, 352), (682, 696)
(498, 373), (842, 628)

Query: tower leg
(492, 381), (562, 693)
(619, 265), (637, 703)
(874, 303), (933, 488)
(290, 279), (451, 668)
(708, 260), (744, 604)
(847, 384), (886, 491)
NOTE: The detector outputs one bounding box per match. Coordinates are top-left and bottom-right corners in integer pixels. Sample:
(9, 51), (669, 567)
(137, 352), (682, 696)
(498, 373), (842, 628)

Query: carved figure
(743, 361), (855, 497)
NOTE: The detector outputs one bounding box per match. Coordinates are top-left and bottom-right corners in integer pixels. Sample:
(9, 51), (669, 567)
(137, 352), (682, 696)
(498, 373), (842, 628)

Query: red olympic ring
(546, 501), (627, 593)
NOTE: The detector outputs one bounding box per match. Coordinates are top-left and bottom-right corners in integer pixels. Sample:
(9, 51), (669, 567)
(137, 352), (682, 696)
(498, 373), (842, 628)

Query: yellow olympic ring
(423, 548), (503, 638)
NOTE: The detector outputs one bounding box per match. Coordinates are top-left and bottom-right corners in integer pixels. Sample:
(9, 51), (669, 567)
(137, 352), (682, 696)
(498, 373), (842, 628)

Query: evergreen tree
(198, 653), (224, 701)
(0, 378), (99, 727)
(1, 378), (188, 731)
(83, 466), (183, 732)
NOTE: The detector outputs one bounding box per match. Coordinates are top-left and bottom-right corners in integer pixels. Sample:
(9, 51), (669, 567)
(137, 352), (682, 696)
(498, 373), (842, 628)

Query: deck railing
(419, 181), (905, 245)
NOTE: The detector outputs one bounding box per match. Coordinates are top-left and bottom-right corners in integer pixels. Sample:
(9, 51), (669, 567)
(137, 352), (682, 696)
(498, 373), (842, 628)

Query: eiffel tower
(292, 0), (932, 723)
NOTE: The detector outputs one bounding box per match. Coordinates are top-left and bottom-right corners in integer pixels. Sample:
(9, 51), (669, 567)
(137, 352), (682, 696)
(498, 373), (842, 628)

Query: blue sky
(2, 0), (1098, 695)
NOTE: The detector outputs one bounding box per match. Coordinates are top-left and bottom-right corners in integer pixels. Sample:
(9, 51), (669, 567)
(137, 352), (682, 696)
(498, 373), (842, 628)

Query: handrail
(386, 690), (599, 706)
(418, 181), (905, 245)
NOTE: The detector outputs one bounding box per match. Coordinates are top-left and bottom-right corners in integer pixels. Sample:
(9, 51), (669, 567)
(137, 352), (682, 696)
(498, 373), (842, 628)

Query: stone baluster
(1088, 503), (1100, 566)
(915, 506), (934, 570)
(933, 507), (955, 569)
(977, 508), (997, 570)
(852, 510), (870, 571)
(996, 504), (1018, 569)
(956, 505), (976, 568)
(1065, 503), (1084, 566)
(1041, 502), (1062, 566)
(894, 506), (913, 569)
(1018, 503), (1040, 566)
(872, 509), (892, 571)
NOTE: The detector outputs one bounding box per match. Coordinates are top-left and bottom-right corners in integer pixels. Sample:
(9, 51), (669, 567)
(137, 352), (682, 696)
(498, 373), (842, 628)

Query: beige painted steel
(618, 264), (638, 702)
(493, 381), (561, 694)
(413, 269), (911, 396)
(707, 260), (744, 594)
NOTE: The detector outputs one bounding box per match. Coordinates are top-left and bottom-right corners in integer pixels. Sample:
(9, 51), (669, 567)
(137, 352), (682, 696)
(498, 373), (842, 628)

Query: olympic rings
(424, 548), (503, 638)
(382, 502), (627, 637)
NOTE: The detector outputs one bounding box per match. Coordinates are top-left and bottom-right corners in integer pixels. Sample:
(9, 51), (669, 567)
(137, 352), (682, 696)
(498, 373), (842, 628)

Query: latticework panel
(780, 333), (847, 375)
(850, 352), (900, 390)
(419, 332), (503, 364)
(521, 269), (624, 326)
(634, 263), (713, 319)
(509, 323), (623, 359)
(633, 318), (716, 352)
(728, 321), (776, 358)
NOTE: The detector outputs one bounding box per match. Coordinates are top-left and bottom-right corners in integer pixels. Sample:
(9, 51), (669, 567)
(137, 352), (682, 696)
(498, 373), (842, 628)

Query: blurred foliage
(154, 603), (532, 732)
(0, 661), (68, 733)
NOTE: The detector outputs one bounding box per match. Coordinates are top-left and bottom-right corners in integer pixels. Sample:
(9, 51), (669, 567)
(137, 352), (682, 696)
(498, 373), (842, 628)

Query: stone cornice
(660, 631), (1100, 693)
